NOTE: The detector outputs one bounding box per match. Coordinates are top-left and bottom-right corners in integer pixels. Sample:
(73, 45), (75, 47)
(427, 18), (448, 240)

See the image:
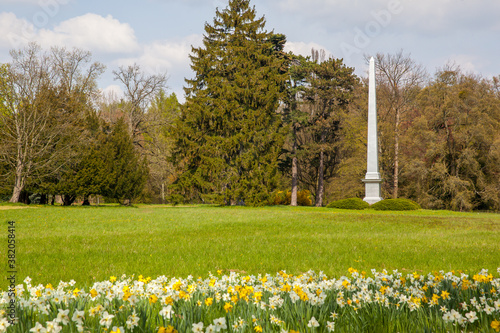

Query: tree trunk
(62, 195), (76, 206)
(50, 195), (55, 205)
(161, 183), (165, 204)
(82, 195), (90, 206)
(19, 191), (31, 204)
(291, 133), (298, 206)
(393, 109), (400, 199)
(40, 194), (48, 205)
(10, 162), (25, 203)
(315, 149), (325, 207)
(10, 185), (23, 203)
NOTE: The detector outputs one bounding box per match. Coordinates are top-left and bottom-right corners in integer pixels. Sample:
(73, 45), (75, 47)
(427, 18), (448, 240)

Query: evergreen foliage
(172, 0), (288, 205)
(101, 118), (149, 204)
(326, 197), (369, 210)
(371, 198), (421, 211)
(298, 53), (358, 206)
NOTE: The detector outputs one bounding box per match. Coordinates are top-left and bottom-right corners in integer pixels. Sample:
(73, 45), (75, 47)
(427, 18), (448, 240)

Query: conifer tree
(302, 52), (357, 206)
(173, 0), (287, 205)
(101, 118), (148, 205)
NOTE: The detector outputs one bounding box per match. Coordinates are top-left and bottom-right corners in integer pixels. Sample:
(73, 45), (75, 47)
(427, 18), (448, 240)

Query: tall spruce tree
(173, 0), (287, 205)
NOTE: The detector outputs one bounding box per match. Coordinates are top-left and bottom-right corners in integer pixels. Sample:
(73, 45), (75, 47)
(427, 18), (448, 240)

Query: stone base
(362, 178), (383, 205)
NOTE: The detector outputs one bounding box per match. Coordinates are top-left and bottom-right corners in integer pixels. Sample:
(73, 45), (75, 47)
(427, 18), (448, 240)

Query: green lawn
(1, 205), (499, 290)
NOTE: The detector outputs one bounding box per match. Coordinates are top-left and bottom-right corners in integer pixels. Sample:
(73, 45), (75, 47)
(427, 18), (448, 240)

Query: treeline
(1, 0), (499, 211)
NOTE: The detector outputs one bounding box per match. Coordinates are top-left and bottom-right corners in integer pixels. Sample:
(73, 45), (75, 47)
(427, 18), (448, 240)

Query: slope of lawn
(1, 204), (499, 289)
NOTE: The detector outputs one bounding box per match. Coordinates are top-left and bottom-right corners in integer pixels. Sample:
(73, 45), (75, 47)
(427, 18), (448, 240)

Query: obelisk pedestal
(363, 57), (383, 204)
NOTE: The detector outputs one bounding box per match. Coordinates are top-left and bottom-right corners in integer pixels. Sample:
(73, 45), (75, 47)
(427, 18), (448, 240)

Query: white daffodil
(307, 316), (320, 328)
(192, 322), (204, 333)
(0, 318), (11, 331)
(99, 311), (115, 328)
(29, 322), (47, 333)
(45, 320), (62, 333)
(465, 311), (478, 323)
(72, 310), (85, 325)
(56, 309), (70, 325)
(213, 317), (227, 331)
(159, 305), (174, 319)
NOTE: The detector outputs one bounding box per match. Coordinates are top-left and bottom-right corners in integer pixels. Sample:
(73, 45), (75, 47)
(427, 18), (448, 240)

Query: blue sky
(1, 0), (499, 102)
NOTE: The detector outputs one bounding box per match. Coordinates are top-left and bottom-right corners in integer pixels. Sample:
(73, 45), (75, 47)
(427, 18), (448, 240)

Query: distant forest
(1, 0), (499, 211)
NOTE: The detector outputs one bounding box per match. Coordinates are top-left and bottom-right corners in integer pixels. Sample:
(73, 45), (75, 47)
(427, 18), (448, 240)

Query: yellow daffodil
(166, 326), (178, 333)
(123, 291), (131, 301)
(172, 281), (182, 291)
(224, 302), (233, 313)
(491, 320), (500, 332)
(149, 294), (158, 304)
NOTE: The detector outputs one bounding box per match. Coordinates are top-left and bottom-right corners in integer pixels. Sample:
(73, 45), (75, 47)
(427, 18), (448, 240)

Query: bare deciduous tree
(113, 64), (168, 147)
(368, 50), (426, 198)
(0, 43), (104, 203)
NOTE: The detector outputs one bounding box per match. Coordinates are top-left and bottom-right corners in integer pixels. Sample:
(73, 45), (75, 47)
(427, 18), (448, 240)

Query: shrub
(371, 198), (421, 211)
(269, 190), (312, 206)
(271, 190), (289, 205)
(296, 190), (313, 206)
(326, 198), (369, 210)
(167, 194), (184, 206)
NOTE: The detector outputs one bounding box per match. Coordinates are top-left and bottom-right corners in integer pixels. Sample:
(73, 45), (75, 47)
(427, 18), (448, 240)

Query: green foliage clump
(101, 118), (149, 205)
(371, 198), (421, 211)
(171, 0), (287, 206)
(270, 190), (312, 206)
(326, 197), (369, 210)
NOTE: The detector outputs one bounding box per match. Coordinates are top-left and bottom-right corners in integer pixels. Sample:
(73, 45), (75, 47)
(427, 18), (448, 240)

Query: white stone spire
(363, 57), (383, 204)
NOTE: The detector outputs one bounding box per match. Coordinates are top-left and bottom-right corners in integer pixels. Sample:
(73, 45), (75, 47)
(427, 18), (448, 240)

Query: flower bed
(1, 268), (500, 332)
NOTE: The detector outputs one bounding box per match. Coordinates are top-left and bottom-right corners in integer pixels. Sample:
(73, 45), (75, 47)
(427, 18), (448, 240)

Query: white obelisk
(363, 57), (383, 204)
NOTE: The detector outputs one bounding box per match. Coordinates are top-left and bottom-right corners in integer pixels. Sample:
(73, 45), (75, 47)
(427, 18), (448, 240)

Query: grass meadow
(1, 204), (499, 290)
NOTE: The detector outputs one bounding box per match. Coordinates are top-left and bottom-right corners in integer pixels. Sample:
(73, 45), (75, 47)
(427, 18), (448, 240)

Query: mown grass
(1, 205), (499, 290)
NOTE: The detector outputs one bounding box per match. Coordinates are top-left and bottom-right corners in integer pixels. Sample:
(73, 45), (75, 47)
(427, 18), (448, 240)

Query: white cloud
(0, 12), (37, 49)
(0, 12), (138, 53)
(284, 41), (332, 58)
(117, 34), (202, 73)
(100, 84), (124, 101)
(39, 13), (139, 53)
(442, 55), (480, 75)
(113, 34), (203, 103)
